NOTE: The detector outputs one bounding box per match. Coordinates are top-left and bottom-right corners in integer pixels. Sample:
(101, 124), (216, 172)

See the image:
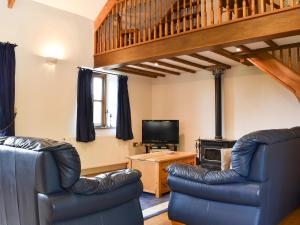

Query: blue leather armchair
(0, 137), (144, 225)
(167, 127), (300, 225)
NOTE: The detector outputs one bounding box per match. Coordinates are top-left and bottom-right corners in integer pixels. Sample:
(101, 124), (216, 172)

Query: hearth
(196, 67), (236, 170)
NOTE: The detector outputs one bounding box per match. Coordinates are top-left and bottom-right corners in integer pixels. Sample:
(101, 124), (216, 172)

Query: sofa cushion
(69, 169), (142, 195)
(38, 181), (143, 222)
(0, 136), (81, 188)
(168, 175), (263, 206)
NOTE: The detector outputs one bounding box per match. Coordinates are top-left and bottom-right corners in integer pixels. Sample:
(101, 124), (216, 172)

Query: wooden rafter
(153, 61), (196, 73)
(114, 68), (158, 78)
(265, 40), (279, 48)
(8, 0), (15, 8)
(135, 64), (181, 75)
(122, 66), (166, 77)
(234, 42), (300, 56)
(169, 57), (209, 70)
(189, 53), (231, 69)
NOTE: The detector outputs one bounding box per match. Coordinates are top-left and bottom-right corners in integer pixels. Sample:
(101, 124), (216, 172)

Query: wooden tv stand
(128, 151), (196, 198)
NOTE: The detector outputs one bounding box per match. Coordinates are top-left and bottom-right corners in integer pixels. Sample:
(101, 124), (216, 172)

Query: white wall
(152, 65), (300, 153)
(0, 0), (152, 169)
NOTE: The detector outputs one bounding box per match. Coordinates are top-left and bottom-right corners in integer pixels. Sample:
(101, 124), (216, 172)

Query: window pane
(106, 75), (118, 127)
(93, 77), (103, 101)
(93, 101), (102, 125)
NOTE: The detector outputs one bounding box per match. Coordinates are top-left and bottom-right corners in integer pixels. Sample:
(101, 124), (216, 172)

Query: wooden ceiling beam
(169, 57), (209, 70)
(189, 53), (231, 69)
(152, 61), (196, 73)
(234, 42), (300, 56)
(121, 66), (166, 77)
(114, 68), (158, 78)
(213, 49), (252, 66)
(8, 0), (15, 8)
(135, 64), (181, 75)
(95, 8), (300, 68)
(264, 40), (279, 48)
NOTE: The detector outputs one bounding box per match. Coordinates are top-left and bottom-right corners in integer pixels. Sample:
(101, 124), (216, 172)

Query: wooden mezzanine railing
(94, 0), (300, 55)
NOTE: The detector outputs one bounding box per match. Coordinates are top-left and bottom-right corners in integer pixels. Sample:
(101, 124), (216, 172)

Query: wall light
(42, 44), (64, 65)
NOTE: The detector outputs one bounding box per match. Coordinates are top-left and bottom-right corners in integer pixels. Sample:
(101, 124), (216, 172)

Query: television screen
(142, 120), (179, 144)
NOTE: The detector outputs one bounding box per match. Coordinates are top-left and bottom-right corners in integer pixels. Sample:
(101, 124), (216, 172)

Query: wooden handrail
(94, 0), (300, 55)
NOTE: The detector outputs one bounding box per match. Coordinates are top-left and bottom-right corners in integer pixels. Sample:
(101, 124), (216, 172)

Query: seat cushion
(168, 175), (263, 206)
(38, 181), (143, 222)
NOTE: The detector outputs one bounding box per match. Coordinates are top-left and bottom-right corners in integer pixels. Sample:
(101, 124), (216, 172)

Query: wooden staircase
(247, 48), (300, 101)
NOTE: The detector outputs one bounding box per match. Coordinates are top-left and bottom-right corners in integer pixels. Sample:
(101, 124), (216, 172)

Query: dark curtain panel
(76, 68), (95, 142)
(116, 76), (134, 141)
(0, 43), (16, 137)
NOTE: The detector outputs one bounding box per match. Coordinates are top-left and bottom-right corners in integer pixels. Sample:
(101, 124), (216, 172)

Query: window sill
(94, 126), (116, 130)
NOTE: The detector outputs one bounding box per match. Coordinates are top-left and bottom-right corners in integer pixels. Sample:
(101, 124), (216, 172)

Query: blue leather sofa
(167, 127), (300, 225)
(0, 137), (144, 225)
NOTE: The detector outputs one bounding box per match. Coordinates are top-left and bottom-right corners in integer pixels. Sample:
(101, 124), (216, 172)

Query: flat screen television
(142, 120), (179, 144)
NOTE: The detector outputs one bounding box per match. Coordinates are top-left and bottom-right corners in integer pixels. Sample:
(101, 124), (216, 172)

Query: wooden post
(218, 0), (222, 24)
(120, 1), (123, 47)
(148, 0), (152, 40)
(197, 0), (201, 28)
(203, 0), (207, 27)
(112, 7), (115, 49)
(108, 13), (111, 50)
(171, 0), (174, 34)
(251, 0), (255, 15)
(297, 47), (300, 73)
(144, 0), (147, 41)
(211, 0), (214, 25)
(134, 0), (137, 44)
(242, 0), (246, 17)
(139, 0), (142, 43)
(177, 0), (180, 33)
(260, 0), (265, 13)
(159, 0), (163, 37)
(190, 0), (193, 30)
(129, 0), (132, 45)
(226, 0), (230, 20)
(165, 0), (169, 36)
(234, 0), (238, 19)
(99, 26), (102, 53)
(280, 0), (284, 8)
(125, 0), (128, 46)
(183, 0), (187, 32)
(270, 0), (274, 11)
(154, 0), (157, 39)
(104, 18), (107, 51)
(288, 48), (292, 68)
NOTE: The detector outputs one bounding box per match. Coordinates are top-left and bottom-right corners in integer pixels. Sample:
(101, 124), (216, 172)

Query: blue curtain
(0, 43), (16, 136)
(76, 68), (95, 142)
(116, 76), (133, 141)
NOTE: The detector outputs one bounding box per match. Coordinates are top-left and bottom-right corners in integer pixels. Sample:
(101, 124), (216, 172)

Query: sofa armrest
(168, 175), (263, 206)
(69, 169), (141, 195)
(168, 163), (244, 185)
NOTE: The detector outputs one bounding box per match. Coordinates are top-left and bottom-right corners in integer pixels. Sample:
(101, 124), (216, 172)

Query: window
(93, 74), (118, 128)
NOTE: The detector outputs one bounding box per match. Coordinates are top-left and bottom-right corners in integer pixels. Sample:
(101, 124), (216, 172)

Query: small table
(128, 151), (196, 198)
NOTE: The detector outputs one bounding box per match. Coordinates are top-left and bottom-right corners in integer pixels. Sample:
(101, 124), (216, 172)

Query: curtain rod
(0, 42), (17, 47)
(77, 66), (124, 77)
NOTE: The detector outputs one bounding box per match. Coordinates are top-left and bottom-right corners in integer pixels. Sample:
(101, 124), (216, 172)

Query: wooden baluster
(203, 0), (207, 27)
(125, 0), (128, 46)
(104, 19), (107, 51)
(119, 1), (123, 48)
(134, 0), (137, 44)
(148, 0), (151, 40)
(234, 0), (238, 19)
(112, 6), (115, 49)
(251, 0), (255, 15)
(280, 0), (284, 8)
(108, 14), (111, 50)
(190, 0), (193, 30)
(210, 0), (214, 25)
(144, 0), (147, 41)
(139, 0), (142, 43)
(159, 0), (163, 37)
(197, 0), (200, 28)
(288, 48), (292, 68)
(242, 0), (246, 17)
(171, 0), (174, 35)
(177, 0), (180, 33)
(154, 0), (157, 39)
(270, 0), (274, 11)
(115, 4), (119, 48)
(297, 47), (300, 73)
(165, 0), (168, 36)
(280, 49), (283, 61)
(260, 0), (265, 13)
(183, 0), (187, 32)
(129, 0), (132, 45)
(218, 0), (222, 24)
(99, 26), (102, 53)
(226, 0), (230, 20)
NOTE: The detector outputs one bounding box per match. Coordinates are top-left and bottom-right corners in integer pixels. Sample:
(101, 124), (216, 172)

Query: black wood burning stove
(196, 67), (236, 170)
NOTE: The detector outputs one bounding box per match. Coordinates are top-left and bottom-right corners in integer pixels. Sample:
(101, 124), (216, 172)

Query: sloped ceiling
(32, 0), (107, 20)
